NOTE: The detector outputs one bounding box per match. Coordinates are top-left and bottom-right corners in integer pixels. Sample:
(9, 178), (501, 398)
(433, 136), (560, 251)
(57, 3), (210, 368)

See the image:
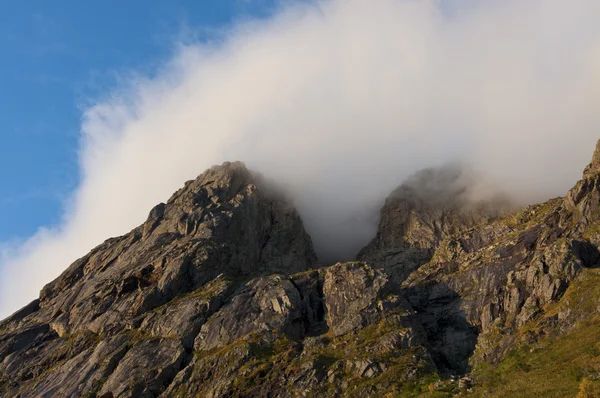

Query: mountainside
(3, 144), (600, 397)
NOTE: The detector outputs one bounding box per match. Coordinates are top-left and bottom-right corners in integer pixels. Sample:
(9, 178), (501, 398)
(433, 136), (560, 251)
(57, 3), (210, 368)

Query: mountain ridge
(2, 143), (600, 396)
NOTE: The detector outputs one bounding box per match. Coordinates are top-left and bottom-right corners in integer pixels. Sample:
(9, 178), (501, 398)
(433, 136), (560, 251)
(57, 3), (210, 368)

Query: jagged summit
(3, 143), (600, 396)
(387, 166), (473, 207)
(565, 139), (600, 234)
(358, 165), (510, 283)
(583, 138), (600, 179)
(36, 160), (315, 333)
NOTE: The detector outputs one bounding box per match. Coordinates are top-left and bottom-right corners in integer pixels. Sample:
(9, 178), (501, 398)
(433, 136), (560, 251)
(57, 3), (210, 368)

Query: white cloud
(2, 0), (600, 318)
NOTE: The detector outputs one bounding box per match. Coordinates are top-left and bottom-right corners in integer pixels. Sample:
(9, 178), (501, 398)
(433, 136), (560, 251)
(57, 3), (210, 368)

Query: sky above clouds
(2, 0), (600, 318)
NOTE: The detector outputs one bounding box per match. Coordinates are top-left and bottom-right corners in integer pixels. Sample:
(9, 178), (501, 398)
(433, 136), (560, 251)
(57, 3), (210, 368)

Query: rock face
(3, 143), (600, 397)
(163, 263), (432, 397)
(358, 166), (510, 284)
(583, 139), (600, 179)
(36, 161), (316, 339)
(392, 142), (600, 380)
(0, 162), (319, 397)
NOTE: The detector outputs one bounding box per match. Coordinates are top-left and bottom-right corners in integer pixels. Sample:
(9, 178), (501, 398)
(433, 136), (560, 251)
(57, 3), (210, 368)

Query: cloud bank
(2, 0), (600, 318)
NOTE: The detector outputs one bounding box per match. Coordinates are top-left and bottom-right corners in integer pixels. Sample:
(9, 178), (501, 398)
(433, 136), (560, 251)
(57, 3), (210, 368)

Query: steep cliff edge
(0, 162), (319, 397)
(358, 166), (510, 284)
(3, 143), (600, 397)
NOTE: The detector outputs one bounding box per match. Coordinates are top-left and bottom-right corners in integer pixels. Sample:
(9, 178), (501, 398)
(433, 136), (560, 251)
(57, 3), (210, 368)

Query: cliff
(3, 143), (600, 397)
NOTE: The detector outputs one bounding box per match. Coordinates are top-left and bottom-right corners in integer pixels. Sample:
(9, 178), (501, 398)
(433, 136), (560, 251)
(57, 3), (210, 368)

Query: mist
(2, 0), (600, 318)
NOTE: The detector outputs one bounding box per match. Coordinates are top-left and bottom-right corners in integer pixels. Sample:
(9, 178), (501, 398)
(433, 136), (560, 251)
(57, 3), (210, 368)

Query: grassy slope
(469, 269), (600, 398)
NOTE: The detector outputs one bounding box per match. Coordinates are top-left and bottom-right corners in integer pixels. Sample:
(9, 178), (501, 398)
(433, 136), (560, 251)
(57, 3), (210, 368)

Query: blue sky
(0, 0), (279, 242)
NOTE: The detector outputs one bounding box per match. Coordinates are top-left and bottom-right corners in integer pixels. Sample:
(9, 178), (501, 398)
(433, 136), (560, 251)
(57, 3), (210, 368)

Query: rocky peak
(5, 161), (316, 339)
(564, 139), (600, 233)
(358, 165), (509, 283)
(583, 138), (600, 179)
(397, 141), (600, 374)
(165, 161), (254, 209)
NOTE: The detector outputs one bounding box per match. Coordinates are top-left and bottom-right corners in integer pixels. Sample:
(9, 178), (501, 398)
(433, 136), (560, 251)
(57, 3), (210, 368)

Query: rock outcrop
(358, 166), (510, 284)
(3, 142), (600, 397)
(398, 145), (600, 372)
(0, 162), (319, 397)
(162, 263), (432, 397)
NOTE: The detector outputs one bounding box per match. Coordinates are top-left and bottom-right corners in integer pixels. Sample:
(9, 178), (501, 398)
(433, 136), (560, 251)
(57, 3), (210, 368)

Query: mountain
(2, 144), (600, 397)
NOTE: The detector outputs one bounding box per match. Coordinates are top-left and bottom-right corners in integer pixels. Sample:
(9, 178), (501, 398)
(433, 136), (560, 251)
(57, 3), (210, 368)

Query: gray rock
(4, 140), (600, 396)
(98, 338), (184, 397)
(194, 275), (306, 351)
(323, 262), (394, 336)
(358, 166), (509, 284)
(0, 162), (317, 397)
(583, 139), (600, 179)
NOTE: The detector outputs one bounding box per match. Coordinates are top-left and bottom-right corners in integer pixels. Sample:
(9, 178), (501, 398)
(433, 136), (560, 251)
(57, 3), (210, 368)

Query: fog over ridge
(1, 0), (600, 318)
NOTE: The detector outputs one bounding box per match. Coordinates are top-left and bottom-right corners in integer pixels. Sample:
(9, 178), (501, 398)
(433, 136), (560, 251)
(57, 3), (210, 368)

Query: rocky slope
(2, 143), (600, 397)
(358, 166), (510, 284)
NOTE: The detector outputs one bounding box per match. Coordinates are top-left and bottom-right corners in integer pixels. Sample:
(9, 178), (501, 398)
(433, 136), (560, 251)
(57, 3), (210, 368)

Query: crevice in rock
(159, 347), (194, 396)
(287, 277), (311, 338)
(572, 240), (600, 268)
(289, 273), (329, 337)
(258, 204), (276, 268)
(182, 277), (240, 352)
(405, 283), (478, 376)
(313, 277), (327, 326)
(100, 342), (131, 387)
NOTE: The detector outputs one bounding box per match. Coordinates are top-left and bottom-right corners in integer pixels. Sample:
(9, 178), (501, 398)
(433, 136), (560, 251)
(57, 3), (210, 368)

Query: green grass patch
(471, 269), (600, 397)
